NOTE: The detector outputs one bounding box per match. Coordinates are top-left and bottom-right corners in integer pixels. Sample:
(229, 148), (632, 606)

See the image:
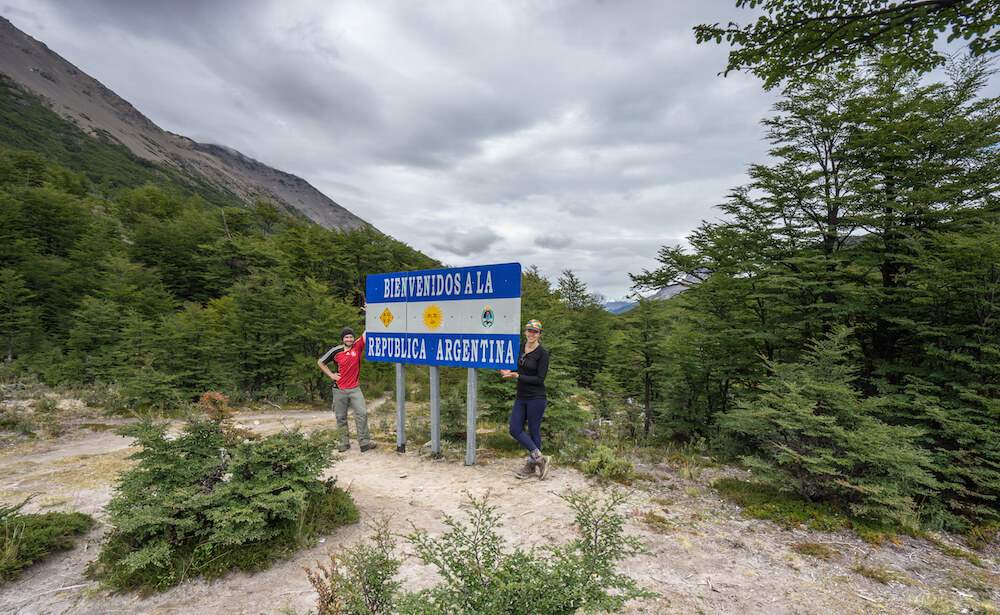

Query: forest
(1, 50), (998, 542)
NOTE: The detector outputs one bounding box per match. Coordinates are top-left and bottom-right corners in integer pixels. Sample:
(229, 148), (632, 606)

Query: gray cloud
(4, 0), (784, 299)
(534, 234), (573, 250)
(431, 227), (503, 258)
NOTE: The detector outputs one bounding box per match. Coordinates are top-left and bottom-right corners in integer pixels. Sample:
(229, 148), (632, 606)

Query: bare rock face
(0, 16), (368, 231)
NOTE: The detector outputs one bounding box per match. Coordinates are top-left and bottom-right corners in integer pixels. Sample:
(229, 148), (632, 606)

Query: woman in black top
(501, 319), (551, 479)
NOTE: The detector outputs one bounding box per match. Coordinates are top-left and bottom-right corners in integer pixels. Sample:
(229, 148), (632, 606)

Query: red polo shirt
(320, 336), (365, 389)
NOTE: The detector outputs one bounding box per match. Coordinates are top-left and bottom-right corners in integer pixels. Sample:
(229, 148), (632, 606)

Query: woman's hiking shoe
(360, 442), (377, 452)
(536, 455), (552, 480)
(513, 459), (536, 478)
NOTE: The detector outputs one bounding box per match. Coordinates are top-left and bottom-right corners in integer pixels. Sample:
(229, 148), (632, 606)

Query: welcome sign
(364, 263), (521, 369)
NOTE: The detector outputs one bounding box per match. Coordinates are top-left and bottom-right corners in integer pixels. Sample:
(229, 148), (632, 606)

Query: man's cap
(341, 327), (355, 338)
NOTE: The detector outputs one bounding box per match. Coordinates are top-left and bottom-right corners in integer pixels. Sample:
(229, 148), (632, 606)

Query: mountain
(0, 16), (366, 231)
(602, 299), (637, 314)
(602, 270), (708, 313)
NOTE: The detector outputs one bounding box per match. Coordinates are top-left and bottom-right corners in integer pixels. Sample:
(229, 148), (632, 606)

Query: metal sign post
(396, 363), (405, 453)
(430, 365), (441, 454)
(365, 263), (521, 464)
(466, 367), (477, 466)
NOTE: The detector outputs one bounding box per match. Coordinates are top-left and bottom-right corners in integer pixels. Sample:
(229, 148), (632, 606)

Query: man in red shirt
(318, 327), (376, 452)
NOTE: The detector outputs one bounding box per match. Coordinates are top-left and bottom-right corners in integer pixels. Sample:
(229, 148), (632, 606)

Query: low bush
(304, 518), (401, 615)
(304, 489), (653, 615)
(1, 495), (95, 583)
(87, 394), (358, 592)
(579, 444), (635, 483)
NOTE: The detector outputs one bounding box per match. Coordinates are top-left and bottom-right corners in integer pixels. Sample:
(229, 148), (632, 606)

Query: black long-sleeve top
(515, 343), (549, 400)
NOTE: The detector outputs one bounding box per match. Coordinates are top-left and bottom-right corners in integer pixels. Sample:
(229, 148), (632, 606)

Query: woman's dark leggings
(509, 398), (547, 454)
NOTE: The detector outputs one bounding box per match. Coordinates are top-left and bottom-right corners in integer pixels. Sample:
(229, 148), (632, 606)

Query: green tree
(128, 207), (221, 303)
(877, 222), (1000, 526)
(635, 58), (1000, 526)
(556, 270), (611, 390)
(113, 311), (180, 410)
(609, 295), (668, 438)
(285, 277), (360, 402)
(696, 0), (1000, 88)
(635, 57), (1000, 414)
(65, 297), (123, 384)
(7, 151), (47, 188)
(158, 302), (230, 398)
(249, 200), (285, 239)
(719, 329), (938, 525)
(0, 268), (35, 362)
(210, 271), (296, 396)
(93, 255), (177, 320)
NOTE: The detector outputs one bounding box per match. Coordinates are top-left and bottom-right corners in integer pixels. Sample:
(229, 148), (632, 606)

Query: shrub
(304, 518), (401, 615)
(87, 407), (357, 592)
(1, 495), (95, 583)
(305, 489), (652, 615)
(580, 444), (635, 483)
(718, 329), (938, 526)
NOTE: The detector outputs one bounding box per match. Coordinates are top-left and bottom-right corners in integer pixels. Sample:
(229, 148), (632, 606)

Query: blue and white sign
(365, 263), (521, 369)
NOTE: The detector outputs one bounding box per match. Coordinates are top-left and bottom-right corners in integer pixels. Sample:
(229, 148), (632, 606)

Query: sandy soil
(1, 397), (997, 615)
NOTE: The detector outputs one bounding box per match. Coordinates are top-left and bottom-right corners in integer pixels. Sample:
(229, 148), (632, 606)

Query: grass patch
(713, 478), (850, 531)
(1, 496), (95, 584)
(76, 422), (118, 432)
(790, 541), (837, 560)
(43, 449), (137, 489)
(478, 428), (524, 456)
(928, 536), (986, 568)
(850, 562), (911, 584)
(948, 570), (998, 601)
(632, 471), (661, 483)
(965, 522), (999, 551)
(658, 440), (721, 470)
(712, 478), (917, 545)
(640, 511), (675, 533)
(35, 495), (69, 508)
(910, 592), (957, 615)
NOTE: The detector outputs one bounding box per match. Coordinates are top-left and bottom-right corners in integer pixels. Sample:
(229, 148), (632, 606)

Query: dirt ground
(1, 395), (998, 615)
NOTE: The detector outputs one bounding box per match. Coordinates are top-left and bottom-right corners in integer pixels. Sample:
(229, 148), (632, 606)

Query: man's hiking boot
(536, 455), (552, 480)
(513, 459), (536, 478)
(360, 442), (377, 452)
(338, 443), (351, 453)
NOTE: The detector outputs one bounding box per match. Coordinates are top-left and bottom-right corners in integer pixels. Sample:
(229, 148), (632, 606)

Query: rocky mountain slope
(0, 16), (367, 231)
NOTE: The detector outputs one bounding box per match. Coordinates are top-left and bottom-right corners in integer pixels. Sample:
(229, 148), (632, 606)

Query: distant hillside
(0, 16), (367, 230)
(602, 270), (707, 313)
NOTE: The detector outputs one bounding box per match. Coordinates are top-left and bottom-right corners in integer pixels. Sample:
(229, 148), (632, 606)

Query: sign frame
(365, 262), (521, 370)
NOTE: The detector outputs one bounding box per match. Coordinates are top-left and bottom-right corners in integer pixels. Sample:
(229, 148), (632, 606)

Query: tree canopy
(696, 0), (1000, 88)
(632, 57), (1000, 528)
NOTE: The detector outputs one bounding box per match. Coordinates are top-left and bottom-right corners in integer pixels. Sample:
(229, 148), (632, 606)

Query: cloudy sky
(3, 0), (781, 300)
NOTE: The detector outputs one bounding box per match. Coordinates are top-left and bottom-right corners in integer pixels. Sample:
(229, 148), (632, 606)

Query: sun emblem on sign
(422, 304), (444, 331)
